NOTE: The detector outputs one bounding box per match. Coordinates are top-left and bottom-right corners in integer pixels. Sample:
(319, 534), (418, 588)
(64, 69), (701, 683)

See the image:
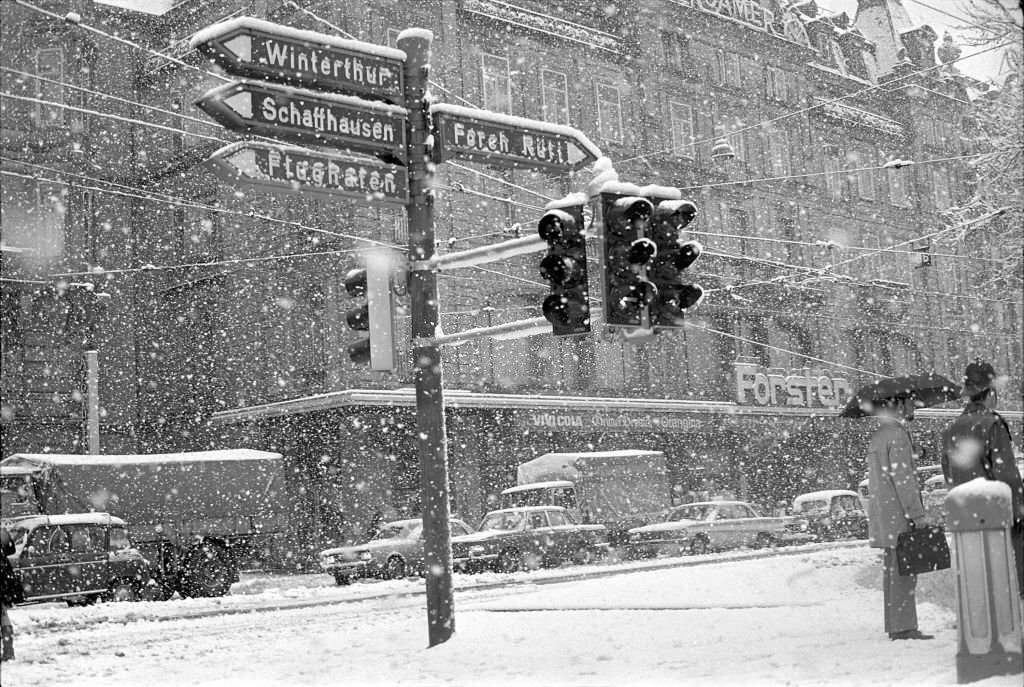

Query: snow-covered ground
(2, 545), (1020, 687)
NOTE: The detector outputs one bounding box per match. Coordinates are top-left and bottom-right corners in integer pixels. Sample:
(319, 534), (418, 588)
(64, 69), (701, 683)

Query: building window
(766, 66), (787, 102)
(481, 53), (511, 114)
(0, 177), (66, 259)
(830, 42), (849, 75)
(767, 128), (791, 177)
(386, 28), (401, 48)
(541, 69), (569, 126)
(854, 150), (875, 200)
(669, 102), (694, 158)
(777, 203), (799, 263)
(728, 131), (747, 163)
(35, 47), (64, 128)
(596, 82), (622, 143)
(725, 53), (742, 88)
(932, 167), (951, 210)
(178, 206), (220, 261)
(888, 166), (911, 208)
(823, 149), (843, 200)
(662, 32), (692, 74)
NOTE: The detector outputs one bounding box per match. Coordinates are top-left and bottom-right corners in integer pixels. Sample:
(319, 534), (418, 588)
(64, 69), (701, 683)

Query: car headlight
(358, 550), (373, 561)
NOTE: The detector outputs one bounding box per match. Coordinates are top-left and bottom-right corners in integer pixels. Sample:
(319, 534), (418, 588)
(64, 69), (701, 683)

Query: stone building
(2, 0), (1020, 545)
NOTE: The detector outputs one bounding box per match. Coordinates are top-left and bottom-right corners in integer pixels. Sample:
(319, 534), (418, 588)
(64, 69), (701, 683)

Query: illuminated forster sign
(672, 0), (811, 48)
(735, 362), (852, 408)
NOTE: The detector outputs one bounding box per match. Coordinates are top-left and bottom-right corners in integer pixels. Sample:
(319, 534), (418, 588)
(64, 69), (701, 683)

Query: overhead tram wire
(0, 168), (402, 255)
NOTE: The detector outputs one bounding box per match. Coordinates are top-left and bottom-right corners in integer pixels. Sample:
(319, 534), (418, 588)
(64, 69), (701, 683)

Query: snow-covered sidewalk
(2, 546), (1020, 687)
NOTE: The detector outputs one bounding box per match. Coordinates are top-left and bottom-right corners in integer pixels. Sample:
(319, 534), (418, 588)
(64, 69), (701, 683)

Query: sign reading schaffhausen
(190, 16), (405, 104)
(196, 80), (407, 164)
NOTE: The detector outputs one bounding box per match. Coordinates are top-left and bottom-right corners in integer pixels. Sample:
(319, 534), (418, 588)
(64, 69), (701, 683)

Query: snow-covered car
(4, 513), (156, 605)
(318, 518), (475, 585)
(451, 506), (608, 573)
(626, 500), (814, 558)
(791, 490), (868, 541)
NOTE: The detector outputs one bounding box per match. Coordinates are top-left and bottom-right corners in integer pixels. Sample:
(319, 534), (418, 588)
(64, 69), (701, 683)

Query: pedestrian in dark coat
(941, 361), (1024, 596)
(1, 526), (21, 661)
(865, 397), (932, 640)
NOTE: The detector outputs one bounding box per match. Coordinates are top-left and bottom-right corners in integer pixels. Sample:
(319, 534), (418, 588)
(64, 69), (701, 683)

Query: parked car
(318, 518), (475, 585)
(451, 506), (608, 573)
(626, 500), (814, 558)
(791, 490), (868, 541)
(3, 513), (155, 606)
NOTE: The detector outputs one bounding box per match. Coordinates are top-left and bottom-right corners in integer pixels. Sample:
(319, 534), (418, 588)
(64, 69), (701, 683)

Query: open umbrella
(840, 373), (961, 418)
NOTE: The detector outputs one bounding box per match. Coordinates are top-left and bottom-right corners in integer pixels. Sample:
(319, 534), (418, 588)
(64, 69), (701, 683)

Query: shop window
(596, 82), (623, 143)
(481, 53), (511, 114)
(541, 69), (569, 126)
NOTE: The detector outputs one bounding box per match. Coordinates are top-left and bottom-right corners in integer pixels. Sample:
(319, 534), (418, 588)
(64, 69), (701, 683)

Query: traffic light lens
(542, 293), (589, 327)
(344, 269), (368, 298)
(674, 241), (702, 271)
(540, 254), (580, 285)
(346, 306), (369, 330)
(627, 238), (657, 265)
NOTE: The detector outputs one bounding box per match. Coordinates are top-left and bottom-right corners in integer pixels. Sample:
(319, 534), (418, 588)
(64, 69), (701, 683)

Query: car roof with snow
(793, 490), (862, 505)
(673, 500), (749, 509)
(483, 505), (569, 515)
(2, 513), (126, 528)
(501, 480), (574, 494)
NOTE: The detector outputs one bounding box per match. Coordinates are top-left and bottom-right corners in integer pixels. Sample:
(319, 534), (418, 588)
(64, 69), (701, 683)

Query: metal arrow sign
(190, 16), (406, 104)
(207, 141), (409, 207)
(195, 80), (408, 164)
(430, 103), (602, 172)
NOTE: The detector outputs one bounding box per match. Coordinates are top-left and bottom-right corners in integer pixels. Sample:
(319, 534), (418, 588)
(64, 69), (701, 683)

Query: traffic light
(600, 194), (702, 329)
(343, 251), (396, 370)
(600, 194), (658, 327)
(647, 199), (703, 327)
(537, 204), (590, 336)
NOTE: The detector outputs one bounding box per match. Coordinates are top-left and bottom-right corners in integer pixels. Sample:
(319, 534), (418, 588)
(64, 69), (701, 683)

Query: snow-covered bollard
(945, 478), (1023, 683)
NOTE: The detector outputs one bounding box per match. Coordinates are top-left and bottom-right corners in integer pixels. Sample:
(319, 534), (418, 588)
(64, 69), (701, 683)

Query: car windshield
(372, 523), (413, 540)
(670, 505), (713, 522)
(479, 511), (526, 531)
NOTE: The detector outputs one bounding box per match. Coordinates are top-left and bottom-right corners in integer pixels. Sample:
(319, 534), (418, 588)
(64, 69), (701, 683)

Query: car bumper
(320, 560), (380, 578)
(452, 552), (499, 573)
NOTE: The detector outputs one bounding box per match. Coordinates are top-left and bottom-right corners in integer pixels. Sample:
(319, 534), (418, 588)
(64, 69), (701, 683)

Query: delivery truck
(500, 450), (670, 545)
(0, 449), (285, 598)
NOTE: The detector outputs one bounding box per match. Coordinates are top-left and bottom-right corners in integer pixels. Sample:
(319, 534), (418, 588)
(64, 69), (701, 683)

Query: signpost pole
(399, 29), (455, 648)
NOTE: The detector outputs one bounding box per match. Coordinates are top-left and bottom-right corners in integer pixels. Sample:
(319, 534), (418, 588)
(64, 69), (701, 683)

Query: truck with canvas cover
(501, 450), (670, 545)
(0, 449), (285, 598)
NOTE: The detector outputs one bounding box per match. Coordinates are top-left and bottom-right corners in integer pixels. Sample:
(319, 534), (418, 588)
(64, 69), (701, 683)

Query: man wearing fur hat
(941, 360), (1024, 596)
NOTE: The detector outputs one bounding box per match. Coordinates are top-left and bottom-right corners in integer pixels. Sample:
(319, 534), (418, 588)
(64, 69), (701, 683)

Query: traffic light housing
(343, 251), (396, 370)
(647, 199), (703, 327)
(599, 194), (702, 329)
(537, 205), (590, 336)
(600, 194), (658, 328)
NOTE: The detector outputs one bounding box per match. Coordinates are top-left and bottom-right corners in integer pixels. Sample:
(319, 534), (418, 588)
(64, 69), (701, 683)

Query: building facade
(2, 0), (1020, 547)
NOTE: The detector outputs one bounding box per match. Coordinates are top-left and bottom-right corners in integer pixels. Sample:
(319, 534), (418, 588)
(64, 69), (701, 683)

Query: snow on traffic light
(343, 250), (397, 370)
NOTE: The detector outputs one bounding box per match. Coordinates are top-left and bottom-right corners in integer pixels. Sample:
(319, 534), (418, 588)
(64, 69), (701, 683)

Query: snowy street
(3, 544), (1018, 687)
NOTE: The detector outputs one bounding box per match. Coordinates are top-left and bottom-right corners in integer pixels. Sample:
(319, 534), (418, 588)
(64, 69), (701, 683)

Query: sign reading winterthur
(671, 0), (811, 47)
(735, 362), (852, 408)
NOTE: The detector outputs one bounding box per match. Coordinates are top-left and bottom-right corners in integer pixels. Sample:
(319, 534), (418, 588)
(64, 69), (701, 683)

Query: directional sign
(207, 142), (408, 207)
(430, 103), (601, 172)
(196, 80), (407, 164)
(190, 17), (405, 104)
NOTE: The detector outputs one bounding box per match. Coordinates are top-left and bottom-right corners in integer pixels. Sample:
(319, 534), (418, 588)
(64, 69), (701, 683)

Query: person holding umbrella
(941, 361), (1024, 597)
(843, 373), (960, 640)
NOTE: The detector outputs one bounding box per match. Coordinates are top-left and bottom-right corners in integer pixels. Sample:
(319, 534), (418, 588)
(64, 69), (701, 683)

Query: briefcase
(895, 524), (950, 576)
